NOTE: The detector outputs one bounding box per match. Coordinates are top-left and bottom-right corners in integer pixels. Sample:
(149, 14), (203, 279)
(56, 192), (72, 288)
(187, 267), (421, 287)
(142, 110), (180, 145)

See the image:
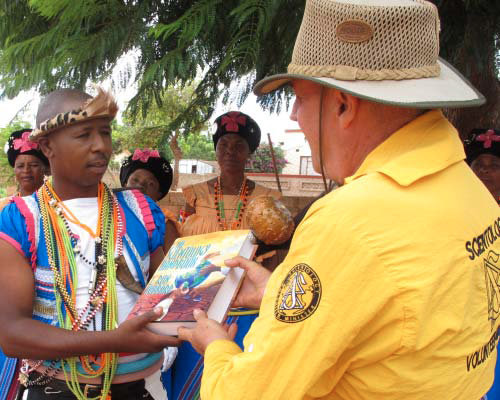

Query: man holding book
(0, 88), (180, 399)
(178, 0), (499, 398)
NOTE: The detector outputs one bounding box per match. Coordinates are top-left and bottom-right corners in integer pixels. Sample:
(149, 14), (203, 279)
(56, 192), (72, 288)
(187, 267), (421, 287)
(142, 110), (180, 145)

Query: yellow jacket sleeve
(202, 113), (500, 399)
(201, 199), (406, 400)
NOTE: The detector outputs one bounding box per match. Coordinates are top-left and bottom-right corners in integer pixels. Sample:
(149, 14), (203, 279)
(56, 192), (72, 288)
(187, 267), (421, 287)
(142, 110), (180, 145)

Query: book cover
(128, 229), (256, 336)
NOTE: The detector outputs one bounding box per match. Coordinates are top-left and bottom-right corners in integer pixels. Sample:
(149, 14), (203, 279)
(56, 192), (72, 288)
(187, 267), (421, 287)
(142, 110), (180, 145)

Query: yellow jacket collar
(345, 110), (465, 187)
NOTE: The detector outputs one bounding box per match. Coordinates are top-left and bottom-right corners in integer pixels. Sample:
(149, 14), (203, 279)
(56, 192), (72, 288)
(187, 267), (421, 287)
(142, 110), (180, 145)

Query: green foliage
(0, 119), (32, 189)
(0, 0), (133, 94)
(112, 124), (215, 162)
(178, 132), (215, 161)
(247, 143), (287, 173)
(0, 0), (303, 133)
(0, 0), (497, 136)
(112, 82), (210, 156)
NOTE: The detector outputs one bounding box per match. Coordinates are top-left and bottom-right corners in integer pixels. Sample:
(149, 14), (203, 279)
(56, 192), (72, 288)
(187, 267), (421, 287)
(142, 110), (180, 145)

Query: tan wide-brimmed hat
(254, 0), (484, 108)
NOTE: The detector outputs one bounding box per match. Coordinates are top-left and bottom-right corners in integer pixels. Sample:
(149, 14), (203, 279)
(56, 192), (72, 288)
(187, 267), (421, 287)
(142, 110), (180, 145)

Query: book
(128, 229), (257, 336)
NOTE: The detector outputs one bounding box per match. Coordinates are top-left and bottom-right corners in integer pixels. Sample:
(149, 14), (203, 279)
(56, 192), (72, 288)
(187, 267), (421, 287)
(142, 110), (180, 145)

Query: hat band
(287, 63), (440, 81)
(31, 87), (118, 139)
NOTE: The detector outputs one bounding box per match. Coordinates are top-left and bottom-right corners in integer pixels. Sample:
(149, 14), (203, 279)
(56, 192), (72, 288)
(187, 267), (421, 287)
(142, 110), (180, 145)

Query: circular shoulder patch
(274, 263), (322, 323)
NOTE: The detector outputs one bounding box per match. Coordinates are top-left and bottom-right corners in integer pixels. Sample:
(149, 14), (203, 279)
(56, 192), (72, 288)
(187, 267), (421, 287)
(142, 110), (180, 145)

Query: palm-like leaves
(0, 0), (497, 140)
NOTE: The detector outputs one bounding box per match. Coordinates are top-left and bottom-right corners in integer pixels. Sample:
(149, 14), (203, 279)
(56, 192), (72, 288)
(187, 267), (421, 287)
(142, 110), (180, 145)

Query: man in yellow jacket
(178, 1), (499, 398)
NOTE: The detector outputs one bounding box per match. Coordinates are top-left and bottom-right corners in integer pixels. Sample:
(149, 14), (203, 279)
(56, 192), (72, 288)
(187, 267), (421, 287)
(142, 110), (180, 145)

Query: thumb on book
(134, 306), (163, 324)
(224, 256), (255, 270)
(193, 308), (207, 321)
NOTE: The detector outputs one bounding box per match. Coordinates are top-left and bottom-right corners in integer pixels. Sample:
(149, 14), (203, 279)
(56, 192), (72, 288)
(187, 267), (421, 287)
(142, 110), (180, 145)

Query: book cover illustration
(129, 230), (254, 323)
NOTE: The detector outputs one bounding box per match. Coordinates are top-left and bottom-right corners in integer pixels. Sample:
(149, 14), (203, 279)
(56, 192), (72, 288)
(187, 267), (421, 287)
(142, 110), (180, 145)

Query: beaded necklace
(214, 176), (248, 230)
(28, 179), (123, 400)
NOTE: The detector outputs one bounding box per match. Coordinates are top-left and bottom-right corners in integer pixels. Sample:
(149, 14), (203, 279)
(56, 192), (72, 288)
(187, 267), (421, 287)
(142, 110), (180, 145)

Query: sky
(0, 50), (306, 169)
(0, 56), (301, 144)
(0, 88), (308, 175)
(0, 89), (39, 128)
(0, 56), (311, 178)
(0, 91), (299, 137)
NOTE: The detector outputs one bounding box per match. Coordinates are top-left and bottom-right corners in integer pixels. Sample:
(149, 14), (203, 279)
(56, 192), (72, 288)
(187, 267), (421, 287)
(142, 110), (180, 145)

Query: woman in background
(120, 148), (180, 253)
(0, 128), (49, 210)
(0, 128), (49, 399)
(464, 128), (500, 400)
(180, 111), (281, 235)
(120, 149), (180, 398)
(166, 111), (281, 400)
(465, 128), (500, 204)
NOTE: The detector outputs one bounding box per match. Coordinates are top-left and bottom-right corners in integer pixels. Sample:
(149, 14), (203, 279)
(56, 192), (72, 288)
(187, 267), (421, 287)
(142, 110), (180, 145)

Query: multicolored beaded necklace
(22, 179), (123, 400)
(214, 176), (248, 230)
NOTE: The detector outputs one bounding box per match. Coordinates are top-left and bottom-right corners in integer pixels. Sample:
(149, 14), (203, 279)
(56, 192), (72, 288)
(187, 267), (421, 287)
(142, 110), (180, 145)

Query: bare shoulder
(0, 239), (35, 320)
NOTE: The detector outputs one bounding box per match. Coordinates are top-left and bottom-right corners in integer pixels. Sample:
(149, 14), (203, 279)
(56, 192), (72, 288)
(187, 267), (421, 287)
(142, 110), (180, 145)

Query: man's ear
(331, 90), (360, 129)
(37, 137), (53, 160)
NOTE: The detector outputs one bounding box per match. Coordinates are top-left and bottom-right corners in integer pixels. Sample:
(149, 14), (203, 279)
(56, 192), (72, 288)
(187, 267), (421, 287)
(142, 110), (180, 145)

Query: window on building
(191, 164), (197, 174)
(300, 156), (314, 175)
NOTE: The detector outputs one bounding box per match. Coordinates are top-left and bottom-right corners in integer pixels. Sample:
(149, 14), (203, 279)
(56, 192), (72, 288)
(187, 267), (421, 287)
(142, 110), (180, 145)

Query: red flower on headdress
(220, 112), (246, 133)
(132, 149), (160, 163)
(477, 129), (500, 149)
(13, 131), (39, 152)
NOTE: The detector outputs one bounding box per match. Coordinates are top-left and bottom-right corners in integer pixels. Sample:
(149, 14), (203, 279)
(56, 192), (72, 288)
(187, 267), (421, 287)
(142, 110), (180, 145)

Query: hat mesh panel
(289, 0), (440, 80)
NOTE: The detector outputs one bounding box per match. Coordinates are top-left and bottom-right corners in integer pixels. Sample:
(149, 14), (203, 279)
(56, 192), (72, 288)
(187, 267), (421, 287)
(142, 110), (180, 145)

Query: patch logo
(484, 250), (500, 331)
(275, 263), (321, 323)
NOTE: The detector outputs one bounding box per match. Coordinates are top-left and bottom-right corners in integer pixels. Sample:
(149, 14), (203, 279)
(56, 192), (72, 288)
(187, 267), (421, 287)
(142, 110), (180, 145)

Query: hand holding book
(178, 309), (238, 355)
(224, 256), (271, 309)
(127, 230), (257, 336)
(115, 308), (182, 352)
(177, 257), (271, 355)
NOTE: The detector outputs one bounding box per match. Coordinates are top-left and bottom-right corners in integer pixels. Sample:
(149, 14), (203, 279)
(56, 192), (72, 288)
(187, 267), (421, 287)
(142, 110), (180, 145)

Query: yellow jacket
(202, 111), (499, 399)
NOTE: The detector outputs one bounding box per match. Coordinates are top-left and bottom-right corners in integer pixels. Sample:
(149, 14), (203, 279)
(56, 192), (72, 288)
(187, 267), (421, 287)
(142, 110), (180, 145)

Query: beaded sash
(13, 191), (154, 327)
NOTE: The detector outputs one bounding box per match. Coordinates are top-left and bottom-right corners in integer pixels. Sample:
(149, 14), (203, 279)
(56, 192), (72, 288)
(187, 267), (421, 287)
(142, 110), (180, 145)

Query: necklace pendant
(90, 296), (102, 307)
(19, 372), (28, 386)
(88, 267), (98, 295)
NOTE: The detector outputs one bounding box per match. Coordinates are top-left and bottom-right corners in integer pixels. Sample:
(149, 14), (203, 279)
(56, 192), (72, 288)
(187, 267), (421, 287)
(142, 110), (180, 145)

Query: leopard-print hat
(30, 87), (118, 140)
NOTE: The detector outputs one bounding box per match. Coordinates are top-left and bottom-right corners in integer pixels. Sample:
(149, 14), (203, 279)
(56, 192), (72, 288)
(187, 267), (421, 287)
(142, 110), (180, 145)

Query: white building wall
(272, 130), (319, 176)
(177, 159), (215, 174)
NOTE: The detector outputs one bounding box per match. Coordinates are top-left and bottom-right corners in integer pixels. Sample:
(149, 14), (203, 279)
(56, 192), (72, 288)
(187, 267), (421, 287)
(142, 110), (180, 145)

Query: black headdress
(7, 129), (49, 167)
(464, 128), (500, 165)
(212, 111), (261, 153)
(120, 149), (173, 199)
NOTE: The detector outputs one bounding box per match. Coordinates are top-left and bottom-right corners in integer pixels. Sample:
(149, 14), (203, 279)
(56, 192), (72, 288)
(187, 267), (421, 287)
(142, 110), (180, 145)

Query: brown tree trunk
(435, 1), (499, 139)
(169, 132), (183, 191)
